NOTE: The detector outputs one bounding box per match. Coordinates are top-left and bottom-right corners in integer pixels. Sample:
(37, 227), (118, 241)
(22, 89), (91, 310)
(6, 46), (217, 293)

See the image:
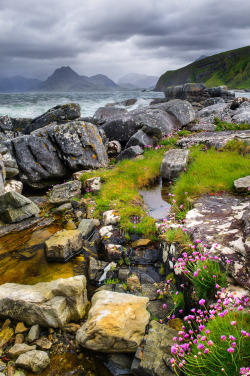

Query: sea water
(0, 91), (165, 118)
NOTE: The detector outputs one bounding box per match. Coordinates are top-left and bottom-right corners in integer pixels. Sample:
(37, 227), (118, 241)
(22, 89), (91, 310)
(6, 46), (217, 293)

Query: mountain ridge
(155, 46), (250, 91)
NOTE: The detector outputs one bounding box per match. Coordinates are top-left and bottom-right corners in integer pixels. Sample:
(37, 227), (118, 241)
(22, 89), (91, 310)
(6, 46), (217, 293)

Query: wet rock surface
(45, 229), (83, 261)
(185, 194), (250, 288)
(76, 291), (150, 352)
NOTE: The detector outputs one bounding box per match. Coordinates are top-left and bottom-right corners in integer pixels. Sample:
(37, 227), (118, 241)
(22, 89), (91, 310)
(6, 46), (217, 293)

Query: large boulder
(10, 121), (108, 188)
(93, 107), (128, 124)
(76, 291), (150, 352)
(48, 180), (81, 204)
(0, 276), (88, 327)
(161, 149), (190, 180)
(131, 320), (177, 376)
(126, 130), (156, 149)
(0, 191), (39, 224)
(150, 99), (196, 126)
(23, 103), (81, 134)
(185, 195), (250, 288)
(44, 229), (83, 261)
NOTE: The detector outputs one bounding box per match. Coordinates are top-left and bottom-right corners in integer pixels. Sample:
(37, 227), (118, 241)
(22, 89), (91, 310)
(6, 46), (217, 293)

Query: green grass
(182, 311), (250, 376)
(214, 118), (250, 131)
(171, 147), (250, 213)
(80, 147), (167, 239)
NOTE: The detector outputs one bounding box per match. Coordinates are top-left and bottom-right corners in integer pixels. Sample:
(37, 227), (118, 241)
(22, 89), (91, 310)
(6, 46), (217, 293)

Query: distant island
(0, 67), (159, 93)
(155, 45), (250, 91)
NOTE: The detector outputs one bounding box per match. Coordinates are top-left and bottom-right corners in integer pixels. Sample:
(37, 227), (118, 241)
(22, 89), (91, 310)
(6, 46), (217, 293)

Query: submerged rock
(0, 191), (40, 224)
(76, 291), (150, 352)
(0, 276), (88, 327)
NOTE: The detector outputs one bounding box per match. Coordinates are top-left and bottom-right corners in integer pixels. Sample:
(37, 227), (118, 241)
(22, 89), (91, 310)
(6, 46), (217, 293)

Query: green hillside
(155, 46), (250, 91)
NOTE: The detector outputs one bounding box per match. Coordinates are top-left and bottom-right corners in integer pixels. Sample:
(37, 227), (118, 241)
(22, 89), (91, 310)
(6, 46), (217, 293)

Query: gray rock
(26, 324), (40, 343)
(234, 176), (250, 193)
(137, 109), (180, 137)
(0, 156), (5, 195)
(204, 97), (225, 107)
(107, 140), (122, 156)
(131, 320), (177, 376)
(161, 149), (190, 180)
(4, 180), (23, 194)
(177, 130), (250, 149)
(10, 121), (108, 188)
(232, 110), (250, 124)
(150, 99), (196, 126)
(24, 103), (81, 134)
(8, 344), (36, 359)
(78, 218), (96, 239)
(49, 180), (81, 204)
(188, 122), (216, 132)
(116, 146), (143, 162)
(88, 256), (109, 282)
(1, 150), (19, 179)
(93, 107), (128, 124)
(85, 176), (101, 194)
(198, 102), (229, 119)
(185, 195), (250, 288)
(0, 276), (88, 327)
(126, 130), (156, 149)
(15, 350), (50, 373)
(53, 202), (72, 213)
(44, 229), (83, 261)
(0, 191), (40, 224)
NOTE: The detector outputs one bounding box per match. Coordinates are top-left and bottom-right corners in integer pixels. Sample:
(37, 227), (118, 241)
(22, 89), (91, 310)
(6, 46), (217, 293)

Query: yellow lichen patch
(92, 155), (97, 159)
(0, 326), (14, 348)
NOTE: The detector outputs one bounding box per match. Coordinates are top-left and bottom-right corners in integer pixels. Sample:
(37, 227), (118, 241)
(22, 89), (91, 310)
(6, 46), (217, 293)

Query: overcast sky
(0, 0), (249, 81)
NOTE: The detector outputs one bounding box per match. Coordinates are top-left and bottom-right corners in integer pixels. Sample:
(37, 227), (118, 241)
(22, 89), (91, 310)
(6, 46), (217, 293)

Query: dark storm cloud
(0, 0), (249, 80)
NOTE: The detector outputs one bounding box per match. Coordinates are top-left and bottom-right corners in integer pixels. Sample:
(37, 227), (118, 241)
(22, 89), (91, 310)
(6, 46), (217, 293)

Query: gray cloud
(0, 0), (249, 81)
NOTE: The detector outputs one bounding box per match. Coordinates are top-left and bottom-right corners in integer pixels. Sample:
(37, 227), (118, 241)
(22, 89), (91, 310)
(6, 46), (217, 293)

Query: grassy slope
(155, 45), (250, 90)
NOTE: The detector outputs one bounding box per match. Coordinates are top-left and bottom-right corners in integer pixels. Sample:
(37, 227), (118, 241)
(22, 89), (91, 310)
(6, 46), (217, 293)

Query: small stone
(127, 275), (141, 291)
(4, 180), (23, 194)
(78, 218), (95, 239)
(62, 323), (81, 334)
(15, 323), (28, 334)
(64, 220), (77, 230)
(26, 324), (40, 343)
(103, 210), (121, 226)
(7, 365), (15, 376)
(48, 334), (53, 342)
(15, 334), (24, 345)
(85, 177), (101, 194)
(2, 319), (11, 329)
(35, 337), (52, 350)
(44, 229), (83, 261)
(99, 225), (114, 239)
(0, 327), (14, 347)
(8, 344), (36, 359)
(104, 244), (123, 261)
(48, 328), (54, 334)
(131, 239), (151, 247)
(0, 360), (5, 372)
(15, 350), (50, 373)
(234, 175), (250, 193)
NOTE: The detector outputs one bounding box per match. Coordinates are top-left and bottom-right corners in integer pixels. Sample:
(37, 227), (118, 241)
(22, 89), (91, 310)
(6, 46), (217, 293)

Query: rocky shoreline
(0, 83), (249, 376)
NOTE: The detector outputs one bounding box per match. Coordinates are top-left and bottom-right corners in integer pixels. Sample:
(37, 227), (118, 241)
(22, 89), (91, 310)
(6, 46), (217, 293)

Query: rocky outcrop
(0, 191), (39, 224)
(9, 121), (108, 188)
(126, 130), (156, 149)
(185, 195), (250, 288)
(177, 130), (250, 149)
(161, 149), (190, 180)
(44, 229), (83, 261)
(0, 276), (88, 327)
(76, 291), (150, 352)
(131, 320), (177, 376)
(23, 103), (81, 134)
(150, 99), (196, 126)
(48, 180), (81, 204)
(234, 176), (250, 193)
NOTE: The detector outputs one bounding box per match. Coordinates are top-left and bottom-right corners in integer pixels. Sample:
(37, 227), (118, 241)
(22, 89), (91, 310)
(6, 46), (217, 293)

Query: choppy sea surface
(0, 91), (165, 118)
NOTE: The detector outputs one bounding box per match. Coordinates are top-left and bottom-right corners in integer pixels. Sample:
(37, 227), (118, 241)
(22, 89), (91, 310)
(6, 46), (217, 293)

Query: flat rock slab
(234, 176), (250, 193)
(8, 344), (36, 359)
(131, 320), (177, 376)
(185, 195), (250, 288)
(177, 130), (250, 149)
(161, 149), (189, 180)
(0, 191), (39, 224)
(0, 276), (87, 327)
(76, 291), (150, 352)
(44, 229), (83, 261)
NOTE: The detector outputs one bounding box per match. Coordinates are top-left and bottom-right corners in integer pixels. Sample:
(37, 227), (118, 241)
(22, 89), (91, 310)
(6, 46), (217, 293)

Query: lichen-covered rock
(4, 180), (23, 194)
(107, 140), (122, 156)
(48, 180), (81, 204)
(23, 103), (81, 134)
(185, 195), (250, 288)
(131, 320), (178, 376)
(161, 149), (190, 180)
(234, 176), (250, 193)
(150, 99), (196, 126)
(78, 218), (96, 239)
(93, 107), (128, 124)
(177, 130), (250, 149)
(76, 291), (150, 352)
(0, 276), (87, 327)
(0, 191), (39, 224)
(10, 121), (108, 188)
(45, 229), (83, 261)
(15, 350), (50, 373)
(103, 210), (121, 226)
(85, 176), (101, 193)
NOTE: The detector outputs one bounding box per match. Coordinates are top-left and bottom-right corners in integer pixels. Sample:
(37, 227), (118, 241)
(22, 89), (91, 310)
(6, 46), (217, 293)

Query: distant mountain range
(117, 73), (159, 89)
(0, 66), (158, 93)
(155, 45), (250, 91)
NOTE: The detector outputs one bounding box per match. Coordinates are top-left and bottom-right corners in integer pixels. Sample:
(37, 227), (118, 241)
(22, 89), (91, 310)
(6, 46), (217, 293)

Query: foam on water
(0, 91), (164, 119)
